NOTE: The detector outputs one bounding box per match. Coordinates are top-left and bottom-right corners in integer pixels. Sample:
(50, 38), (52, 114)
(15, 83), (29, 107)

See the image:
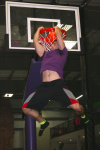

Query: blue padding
(23, 59), (42, 150)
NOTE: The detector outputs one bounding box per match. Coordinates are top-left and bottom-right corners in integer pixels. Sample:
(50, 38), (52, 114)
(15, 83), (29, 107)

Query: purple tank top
(40, 47), (68, 79)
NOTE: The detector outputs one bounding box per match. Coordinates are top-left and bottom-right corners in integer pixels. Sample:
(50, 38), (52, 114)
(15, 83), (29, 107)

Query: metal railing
(50, 112), (100, 139)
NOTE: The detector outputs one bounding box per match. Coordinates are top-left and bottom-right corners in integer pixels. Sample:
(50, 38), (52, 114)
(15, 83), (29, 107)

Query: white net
(39, 28), (66, 51)
(39, 32), (56, 51)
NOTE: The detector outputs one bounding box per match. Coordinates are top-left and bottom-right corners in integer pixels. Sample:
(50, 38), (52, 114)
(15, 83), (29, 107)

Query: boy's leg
(22, 107), (49, 136)
(69, 103), (90, 124)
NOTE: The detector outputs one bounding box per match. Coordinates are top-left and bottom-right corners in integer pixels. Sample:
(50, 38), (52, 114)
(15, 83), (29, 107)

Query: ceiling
(0, 0), (100, 105)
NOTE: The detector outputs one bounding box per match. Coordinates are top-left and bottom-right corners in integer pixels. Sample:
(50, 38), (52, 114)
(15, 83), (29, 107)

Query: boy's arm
(54, 26), (65, 50)
(33, 26), (45, 57)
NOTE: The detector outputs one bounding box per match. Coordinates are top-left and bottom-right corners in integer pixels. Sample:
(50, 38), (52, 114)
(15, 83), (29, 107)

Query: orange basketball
(48, 31), (57, 42)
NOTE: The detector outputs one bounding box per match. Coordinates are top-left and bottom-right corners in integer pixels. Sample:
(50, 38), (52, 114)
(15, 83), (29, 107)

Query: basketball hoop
(39, 28), (66, 51)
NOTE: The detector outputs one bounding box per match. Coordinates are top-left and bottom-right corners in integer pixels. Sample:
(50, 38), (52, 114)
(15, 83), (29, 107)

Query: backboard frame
(5, 1), (82, 52)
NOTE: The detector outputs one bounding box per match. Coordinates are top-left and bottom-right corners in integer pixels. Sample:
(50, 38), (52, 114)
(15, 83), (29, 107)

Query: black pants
(22, 79), (79, 111)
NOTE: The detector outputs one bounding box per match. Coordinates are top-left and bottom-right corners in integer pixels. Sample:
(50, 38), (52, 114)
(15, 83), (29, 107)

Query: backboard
(5, 1), (81, 52)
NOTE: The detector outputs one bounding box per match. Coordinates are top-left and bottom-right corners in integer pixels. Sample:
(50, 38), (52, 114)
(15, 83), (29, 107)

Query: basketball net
(39, 28), (66, 51)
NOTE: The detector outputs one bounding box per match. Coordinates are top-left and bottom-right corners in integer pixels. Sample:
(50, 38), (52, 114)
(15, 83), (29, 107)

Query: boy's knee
(70, 103), (83, 112)
(22, 107), (25, 113)
(75, 104), (81, 111)
(22, 108), (28, 114)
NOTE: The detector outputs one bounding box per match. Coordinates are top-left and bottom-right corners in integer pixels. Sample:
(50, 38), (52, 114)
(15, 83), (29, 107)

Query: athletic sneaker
(39, 121), (49, 136)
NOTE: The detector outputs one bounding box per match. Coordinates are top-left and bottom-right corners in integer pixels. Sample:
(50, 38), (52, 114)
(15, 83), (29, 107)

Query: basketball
(48, 31), (57, 42)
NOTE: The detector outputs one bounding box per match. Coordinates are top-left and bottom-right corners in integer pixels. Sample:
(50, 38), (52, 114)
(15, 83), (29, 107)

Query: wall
(0, 98), (14, 150)
(63, 143), (77, 150)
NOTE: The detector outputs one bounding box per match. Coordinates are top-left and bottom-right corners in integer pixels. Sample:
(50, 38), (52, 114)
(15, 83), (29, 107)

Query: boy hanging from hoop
(22, 26), (90, 136)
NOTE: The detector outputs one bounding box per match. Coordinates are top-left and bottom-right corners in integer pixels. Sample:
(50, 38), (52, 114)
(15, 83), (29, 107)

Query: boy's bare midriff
(42, 70), (61, 82)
